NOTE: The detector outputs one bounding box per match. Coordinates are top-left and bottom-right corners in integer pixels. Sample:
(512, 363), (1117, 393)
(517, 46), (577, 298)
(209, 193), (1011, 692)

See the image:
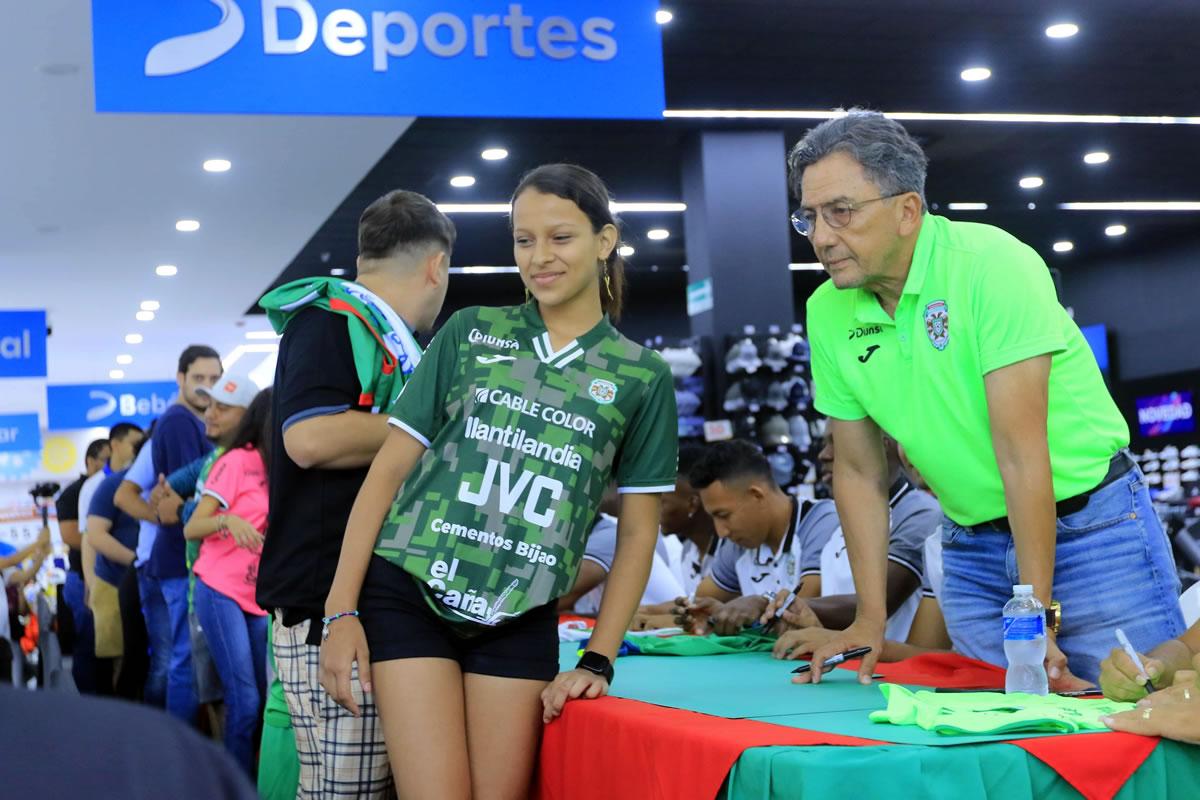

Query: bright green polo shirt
(807, 214), (1129, 525)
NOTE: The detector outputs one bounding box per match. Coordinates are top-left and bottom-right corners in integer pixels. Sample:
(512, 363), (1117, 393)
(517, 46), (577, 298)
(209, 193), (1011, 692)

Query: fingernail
(1100, 716), (1112, 725)
(860, 676), (871, 685)
(363, 683), (372, 692)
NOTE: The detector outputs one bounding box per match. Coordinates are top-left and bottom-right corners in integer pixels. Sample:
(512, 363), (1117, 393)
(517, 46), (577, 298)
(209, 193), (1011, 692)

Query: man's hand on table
(760, 589), (822, 633)
(672, 596), (721, 634)
(1045, 635), (1092, 693)
(710, 595), (771, 636)
(800, 617), (884, 686)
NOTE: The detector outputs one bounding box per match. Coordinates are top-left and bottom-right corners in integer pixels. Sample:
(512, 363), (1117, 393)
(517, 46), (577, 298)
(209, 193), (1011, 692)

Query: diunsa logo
(145, 1), (619, 77)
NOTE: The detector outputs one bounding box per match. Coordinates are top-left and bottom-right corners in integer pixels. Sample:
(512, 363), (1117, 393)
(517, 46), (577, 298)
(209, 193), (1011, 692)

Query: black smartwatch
(575, 651), (614, 685)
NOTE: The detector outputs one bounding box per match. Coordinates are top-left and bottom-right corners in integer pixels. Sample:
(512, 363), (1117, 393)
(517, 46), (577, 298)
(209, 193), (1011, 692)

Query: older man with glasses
(784, 109), (1183, 690)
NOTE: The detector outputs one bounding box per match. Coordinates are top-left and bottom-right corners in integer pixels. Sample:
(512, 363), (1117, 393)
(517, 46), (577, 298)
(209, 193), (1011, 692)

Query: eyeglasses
(790, 193), (906, 237)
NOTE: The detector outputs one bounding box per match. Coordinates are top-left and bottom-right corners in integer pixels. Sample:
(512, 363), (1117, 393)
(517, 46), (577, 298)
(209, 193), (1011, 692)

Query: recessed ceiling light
(330, 268), (347, 276)
(1105, 224), (1127, 237)
(176, 219), (200, 232)
(450, 175), (476, 188)
(155, 264), (178, 276)
(246, 331), (281, 340)
(116, 354), (133, 365)
(434, 202), (687, 214)
(1083, 151), (1110, 165)
(1053, 240), (1074, 252)
(1019, 176), (1044, 189)
(125, 333), (143, 345)
(960, 67), (992, 82)
(647, 229), (670, 241)
(481, 148), (508, 161)
(1028, 202), (1037, 210)
(447, 266), (522, 275)
(618, 245), (636, 258)
(947, 202), (988, 211)
(1060, 201), (1200, 211)
(109, 369), (125, 380)
(136, 310), (155, 322)
(663, 108), (1200, 125)
(140, 300), (160, 311)
(203, 158), (232, 173)
(1045, 23), (1079, 39)
(656, 9), (674, 24)
(789, 262), (824, 271)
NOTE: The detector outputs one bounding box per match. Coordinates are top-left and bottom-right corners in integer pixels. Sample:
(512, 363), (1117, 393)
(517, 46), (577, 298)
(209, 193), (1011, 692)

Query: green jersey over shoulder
(376, 303), (679, 630)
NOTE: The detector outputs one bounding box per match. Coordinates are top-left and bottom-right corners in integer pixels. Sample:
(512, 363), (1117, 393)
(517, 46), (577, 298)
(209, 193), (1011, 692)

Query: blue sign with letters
(48, 381), (179, 430)
(92, 0), (665, 119)
(0, 310), (48, 379)
(0, 414), (41, 453)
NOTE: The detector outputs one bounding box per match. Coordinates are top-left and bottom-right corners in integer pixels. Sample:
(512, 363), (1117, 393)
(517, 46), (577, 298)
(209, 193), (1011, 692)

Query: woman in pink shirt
(184, 388), (272, 774)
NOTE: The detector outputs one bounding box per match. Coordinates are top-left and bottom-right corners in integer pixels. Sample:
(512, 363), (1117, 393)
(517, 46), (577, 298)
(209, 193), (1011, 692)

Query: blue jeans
(940, 467), (1185, 683)
(138, 567), (170, 707)
(63, 571), (106, 695)
(194, 579), (267, 775)
(159, 575), (198, 722)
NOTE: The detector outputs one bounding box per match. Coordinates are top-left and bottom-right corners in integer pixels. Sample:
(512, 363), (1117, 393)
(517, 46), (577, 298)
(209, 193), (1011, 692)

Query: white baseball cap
(197, 372), (259, 408)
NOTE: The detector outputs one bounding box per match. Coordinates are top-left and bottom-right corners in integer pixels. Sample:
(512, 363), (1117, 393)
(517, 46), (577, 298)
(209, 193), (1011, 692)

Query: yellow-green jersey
(377, 303), (678, 629)
(807, 214), (1129, 525)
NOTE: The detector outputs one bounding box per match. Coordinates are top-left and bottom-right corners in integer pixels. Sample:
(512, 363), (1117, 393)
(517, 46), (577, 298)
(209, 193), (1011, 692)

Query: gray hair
(787, 110), (929, 210)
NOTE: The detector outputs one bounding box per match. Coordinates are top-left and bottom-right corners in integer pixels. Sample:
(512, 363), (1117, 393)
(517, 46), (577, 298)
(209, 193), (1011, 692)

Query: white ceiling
(0, 1), (411, 384)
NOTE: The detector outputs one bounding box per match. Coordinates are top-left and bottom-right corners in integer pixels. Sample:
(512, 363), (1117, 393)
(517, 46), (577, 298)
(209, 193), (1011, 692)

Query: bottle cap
(1013, 584), (1033, 595)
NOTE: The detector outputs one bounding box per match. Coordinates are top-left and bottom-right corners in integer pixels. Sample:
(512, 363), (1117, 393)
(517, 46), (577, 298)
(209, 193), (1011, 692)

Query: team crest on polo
(924, 300), (949, 351)
(588, 379), (618, 405)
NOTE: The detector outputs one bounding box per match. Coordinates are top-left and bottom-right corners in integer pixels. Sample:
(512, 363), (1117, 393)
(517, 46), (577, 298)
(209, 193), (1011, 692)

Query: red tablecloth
(535, 652), (1158, 800)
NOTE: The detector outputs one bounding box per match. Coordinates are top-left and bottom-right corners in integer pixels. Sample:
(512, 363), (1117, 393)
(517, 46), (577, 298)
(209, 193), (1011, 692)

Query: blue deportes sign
(92, 0), (665, 119)
(0, 414), (41, 454)
(1136, 391), (1195, 438)
(0, 311), (48, 379)
(47, 381), (179, 430)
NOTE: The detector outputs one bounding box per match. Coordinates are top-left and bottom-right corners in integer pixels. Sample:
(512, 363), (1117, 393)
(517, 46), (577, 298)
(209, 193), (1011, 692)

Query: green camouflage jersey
(375, 302), (678, 631)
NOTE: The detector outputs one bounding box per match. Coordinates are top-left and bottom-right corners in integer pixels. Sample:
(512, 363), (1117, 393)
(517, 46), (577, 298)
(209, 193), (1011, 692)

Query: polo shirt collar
(901, 214), (936, 297)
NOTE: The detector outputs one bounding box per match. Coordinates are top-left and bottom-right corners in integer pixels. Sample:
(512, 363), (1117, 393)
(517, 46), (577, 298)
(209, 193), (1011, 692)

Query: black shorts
(359, 555), (559, 682)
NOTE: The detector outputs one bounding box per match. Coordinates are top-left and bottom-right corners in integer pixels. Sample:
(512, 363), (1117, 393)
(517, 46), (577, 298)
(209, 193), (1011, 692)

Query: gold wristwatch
(1045, 600), (1062, 635)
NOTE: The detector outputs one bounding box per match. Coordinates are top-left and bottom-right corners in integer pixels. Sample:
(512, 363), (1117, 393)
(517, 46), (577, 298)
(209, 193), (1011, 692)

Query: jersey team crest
(588, 379), (618, 404)
(924, 300), (949, 351)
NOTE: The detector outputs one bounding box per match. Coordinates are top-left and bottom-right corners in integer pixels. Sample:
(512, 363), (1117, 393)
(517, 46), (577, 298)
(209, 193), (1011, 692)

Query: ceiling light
(330, 268), (347, 276)
(947, 202), (988, 211)
(136, 310), (155, 322)
(1060, 201), (1200, 211)
(1052, 240), (1074, 253)
(222, 343), (279, 371)
(662, 109), (1200, 126)
(1083, 151), (1110, 165)
(447, 266), (521, 275)
(450, 175), (476, 188)
(435, 202), (687, 214)
(203, 158), (232, 173)
(647, 229), (670, 241)
(618, 245), (636, 258)
(140, 300), (160, 311)
(246, 331), (281, 340)
(1019, 176), (1044, 189)
(437, 203), (511, 213)
(176, 219), (200, 232)
(481, 148), (508, 161)
(109, 369), (125, 380)
(960, 67), (992, 82)
(155, 264), (178, 276)
(610, 202), (687, 213)
(125, 333), (143, 344)
(116, 354), (133, 365)
(789, 263), (824, 271)
(1105, 224), (1128, 237)
(1045, 23), (1079, 39)
(656, 9), (673, 24)
(1028, 202), (1037, 210)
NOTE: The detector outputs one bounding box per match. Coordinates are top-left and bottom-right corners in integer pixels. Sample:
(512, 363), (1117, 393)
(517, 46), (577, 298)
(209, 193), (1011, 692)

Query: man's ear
(426, 250), (449, 286)
(746, 483), (768, 502)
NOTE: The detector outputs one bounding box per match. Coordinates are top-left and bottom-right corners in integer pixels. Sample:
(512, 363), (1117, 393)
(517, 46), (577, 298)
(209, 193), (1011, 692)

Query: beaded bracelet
(321, 610), (360, 627)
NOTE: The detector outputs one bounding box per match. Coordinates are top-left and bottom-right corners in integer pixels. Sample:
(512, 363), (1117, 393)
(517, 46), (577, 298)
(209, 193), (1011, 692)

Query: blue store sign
(92, 0), (665, 119)
(47, 381), (179, 430)
(0, 310), (48, 379)
(0, 414), (41, 453)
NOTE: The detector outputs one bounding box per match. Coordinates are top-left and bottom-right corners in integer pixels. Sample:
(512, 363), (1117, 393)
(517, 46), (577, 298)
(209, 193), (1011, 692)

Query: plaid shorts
(272, 617), (394, 799)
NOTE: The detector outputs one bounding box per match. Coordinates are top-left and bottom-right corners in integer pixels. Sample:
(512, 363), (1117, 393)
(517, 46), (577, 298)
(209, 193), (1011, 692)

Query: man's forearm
(1149, 639), (1195, 685)
(285, 411), (390, 470)
(833, 471), (891, 624)
(805, 595), (858, 630)
(115, 482), (157, 523)
(996, 448), (1057, 607)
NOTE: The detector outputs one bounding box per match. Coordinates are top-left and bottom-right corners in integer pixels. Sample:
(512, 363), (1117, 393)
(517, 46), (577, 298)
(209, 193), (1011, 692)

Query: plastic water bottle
(1003, 584), (1048, 696)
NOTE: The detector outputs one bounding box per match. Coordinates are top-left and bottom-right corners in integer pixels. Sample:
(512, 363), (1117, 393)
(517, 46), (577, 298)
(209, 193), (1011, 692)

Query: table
(536, 641), (1200, 800)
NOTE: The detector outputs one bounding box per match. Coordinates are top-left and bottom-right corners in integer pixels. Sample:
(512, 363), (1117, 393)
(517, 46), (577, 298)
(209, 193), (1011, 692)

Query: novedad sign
(92, 0), (666, 119)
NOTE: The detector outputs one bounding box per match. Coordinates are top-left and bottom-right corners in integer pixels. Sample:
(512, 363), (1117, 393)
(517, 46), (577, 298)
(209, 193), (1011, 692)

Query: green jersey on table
(376, 303), (678, 631)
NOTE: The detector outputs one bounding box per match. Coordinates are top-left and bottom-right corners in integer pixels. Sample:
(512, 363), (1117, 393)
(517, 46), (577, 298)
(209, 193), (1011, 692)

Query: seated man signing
(674, 440), (840, 635)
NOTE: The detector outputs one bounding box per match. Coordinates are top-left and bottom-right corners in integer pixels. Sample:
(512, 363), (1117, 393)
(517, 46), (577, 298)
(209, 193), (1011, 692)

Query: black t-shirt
(0, 686), (257, 799)
(256, 308), (372, 618)
(55, 474), (87, 574)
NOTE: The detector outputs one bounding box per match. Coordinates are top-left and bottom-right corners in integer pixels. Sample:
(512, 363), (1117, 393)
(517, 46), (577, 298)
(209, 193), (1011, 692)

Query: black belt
(969, 450), (1136, 533)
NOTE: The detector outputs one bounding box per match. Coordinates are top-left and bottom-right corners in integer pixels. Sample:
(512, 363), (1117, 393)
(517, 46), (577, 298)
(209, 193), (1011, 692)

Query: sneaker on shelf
(765, 381), (789, 411)
(675, 388), (702, 416)
(1145, 472), (1163, 485)
(787, 335), (811, 366)
(761, 414), (793, 448)
(764, 338), (790, 372)
(1163, 459), (1182, 472)
(1142, 460), (1162, 473)
(1182, 458), (1200, 470)
(732, 338), (762, 373)
(1181, 469), (1200, 483)
(724, 340), (744, 374)
(723, 382), (746, 413)
(787, 414), (813, 450)
(678, 415), (705, 439)
(661, 346), (702, 378)
(1181, 445), (1200, 458)
(1161, 445), (1181, 459)
(1142, 449), (1160, 460)
(742, 379), (765, 411)
(787, 377), (812, 410)
(767, 448), (797, 486)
